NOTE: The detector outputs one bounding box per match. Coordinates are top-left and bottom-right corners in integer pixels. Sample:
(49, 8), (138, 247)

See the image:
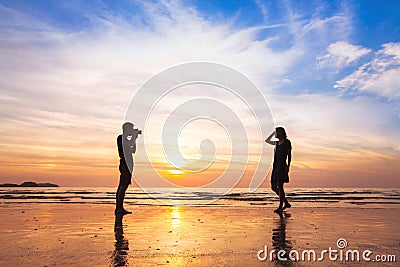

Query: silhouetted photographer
(115, 122), (142, 214)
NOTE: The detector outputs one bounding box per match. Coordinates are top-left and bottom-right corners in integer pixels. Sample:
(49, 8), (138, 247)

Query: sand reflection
(272, 212), (292, 266)
(171, 206), (182, 229)
(111, 214), (129, 266)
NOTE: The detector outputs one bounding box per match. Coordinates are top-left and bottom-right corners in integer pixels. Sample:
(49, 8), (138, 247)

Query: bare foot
(274, 207), (283, 213)
(115, 209), (132, 215)
(282, 203), (291, 210)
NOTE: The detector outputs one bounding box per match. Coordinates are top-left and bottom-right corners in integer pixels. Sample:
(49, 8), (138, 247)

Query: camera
(133, 128), (142, 138)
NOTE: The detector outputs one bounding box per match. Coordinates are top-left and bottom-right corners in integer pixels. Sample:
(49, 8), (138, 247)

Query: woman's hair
(275, 127), (287, 139)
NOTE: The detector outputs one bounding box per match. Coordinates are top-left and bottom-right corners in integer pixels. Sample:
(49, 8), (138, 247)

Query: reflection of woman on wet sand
(272, 212), (292, 263)
(265, 127), (292, 213)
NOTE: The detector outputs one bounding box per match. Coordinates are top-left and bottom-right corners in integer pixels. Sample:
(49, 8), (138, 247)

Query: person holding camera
(115, 122), (141, 214)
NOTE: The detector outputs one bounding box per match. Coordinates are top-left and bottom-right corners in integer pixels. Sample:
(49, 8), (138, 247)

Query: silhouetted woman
(265, 127), (292, 213)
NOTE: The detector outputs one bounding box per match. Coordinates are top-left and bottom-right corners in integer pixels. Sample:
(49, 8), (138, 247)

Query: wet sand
(0, 204), (398, 266)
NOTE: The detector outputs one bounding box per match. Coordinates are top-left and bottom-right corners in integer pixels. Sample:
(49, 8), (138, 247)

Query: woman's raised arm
(265, 131), (276, 145)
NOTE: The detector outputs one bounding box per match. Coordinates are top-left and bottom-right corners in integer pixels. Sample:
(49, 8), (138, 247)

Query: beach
(0, 203), (398, 266)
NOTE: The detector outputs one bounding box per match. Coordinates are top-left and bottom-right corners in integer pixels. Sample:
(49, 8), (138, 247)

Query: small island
(0, 181), (59, 187)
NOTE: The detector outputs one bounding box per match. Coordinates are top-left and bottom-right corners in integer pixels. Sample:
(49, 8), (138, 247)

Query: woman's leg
(277, 183), (287, 209)
(277, 182), (291, 209)
(271, 182), (279, 196)
(277, 183), (284, 209)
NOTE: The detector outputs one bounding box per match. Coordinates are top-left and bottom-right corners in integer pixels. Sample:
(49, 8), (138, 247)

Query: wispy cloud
(316, 41), (371, 70)
(0, 1), (399, 186)
(254, 0), (269, 23)
(334, 42), (400, 99)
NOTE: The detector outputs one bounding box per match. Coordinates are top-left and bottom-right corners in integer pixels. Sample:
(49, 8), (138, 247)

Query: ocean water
(0, 187), (399, 208)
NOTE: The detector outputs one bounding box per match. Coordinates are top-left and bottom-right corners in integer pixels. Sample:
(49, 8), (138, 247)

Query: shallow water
(1, 187), (399, 208)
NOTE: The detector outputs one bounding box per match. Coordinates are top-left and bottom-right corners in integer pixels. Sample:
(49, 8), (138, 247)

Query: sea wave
(0, 187), (399, 207)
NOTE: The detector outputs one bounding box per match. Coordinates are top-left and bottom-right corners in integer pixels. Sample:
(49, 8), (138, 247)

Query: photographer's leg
(116, 175), (130, 211)
(116, 182), (123, 211)
(116, 176), (132, 214)
(120, 181), (129, 210)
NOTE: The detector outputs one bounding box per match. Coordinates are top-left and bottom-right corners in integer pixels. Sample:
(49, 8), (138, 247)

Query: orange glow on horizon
(0, 138), (399, 188)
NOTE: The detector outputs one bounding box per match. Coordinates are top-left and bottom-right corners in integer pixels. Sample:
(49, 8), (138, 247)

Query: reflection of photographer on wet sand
(112, 213), (129, 266)
(115, 122), (142, 214)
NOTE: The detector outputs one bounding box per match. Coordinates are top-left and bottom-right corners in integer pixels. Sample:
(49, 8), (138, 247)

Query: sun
(168, 169), (185, 175)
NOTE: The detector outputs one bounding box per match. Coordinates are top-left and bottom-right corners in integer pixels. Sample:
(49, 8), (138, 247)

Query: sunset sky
(0, 0), (399, 188)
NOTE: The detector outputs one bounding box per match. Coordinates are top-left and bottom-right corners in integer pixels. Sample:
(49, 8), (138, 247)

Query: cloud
(269, 93), (400, 155)
(0, 1), (398, 187)
(316, 41), (371, 70)
(1, 0), (351, 132)
(267, 92), (400, 187)
(254, 0), (269, 23)
(0, 1), (309, 185)
(334, 42), (400, 99)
